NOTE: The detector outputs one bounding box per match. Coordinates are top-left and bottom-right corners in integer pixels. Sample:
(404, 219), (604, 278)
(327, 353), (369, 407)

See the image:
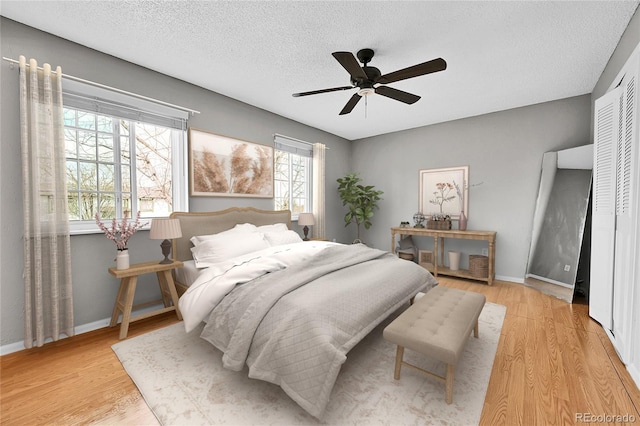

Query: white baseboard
(496, 275), (524, 284)
(0, 303), (165, 356)
(628, 363), (640, 392)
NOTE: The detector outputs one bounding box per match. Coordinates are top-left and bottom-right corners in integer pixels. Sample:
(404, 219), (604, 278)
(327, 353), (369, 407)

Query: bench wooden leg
(474, 320), (479, 338)
(394, 345), (404, 380)
(445, 364), (455, 404)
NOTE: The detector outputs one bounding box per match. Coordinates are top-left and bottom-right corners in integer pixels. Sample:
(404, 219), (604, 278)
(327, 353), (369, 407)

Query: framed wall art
(419, 166), (469, 220)
(189, 128), (273, 197)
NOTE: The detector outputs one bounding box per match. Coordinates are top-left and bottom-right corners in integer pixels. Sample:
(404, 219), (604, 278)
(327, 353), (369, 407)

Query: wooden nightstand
(108, 260), (184, 339)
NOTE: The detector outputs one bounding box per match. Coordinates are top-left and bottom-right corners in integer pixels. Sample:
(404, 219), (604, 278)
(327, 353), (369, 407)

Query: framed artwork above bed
(189, 128), (274, 197)
(419, 165), (469, 220)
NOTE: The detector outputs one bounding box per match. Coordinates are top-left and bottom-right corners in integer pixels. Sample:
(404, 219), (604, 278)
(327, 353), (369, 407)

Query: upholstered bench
(383, 285), (486, 404)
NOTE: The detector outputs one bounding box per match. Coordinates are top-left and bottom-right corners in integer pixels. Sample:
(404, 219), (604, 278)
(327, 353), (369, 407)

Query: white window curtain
(19, 56), (74, 348)
(312, 143), (326, 239)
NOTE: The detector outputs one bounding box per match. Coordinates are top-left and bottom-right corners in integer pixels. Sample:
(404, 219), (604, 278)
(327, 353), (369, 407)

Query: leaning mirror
(524, 145), (593, 302)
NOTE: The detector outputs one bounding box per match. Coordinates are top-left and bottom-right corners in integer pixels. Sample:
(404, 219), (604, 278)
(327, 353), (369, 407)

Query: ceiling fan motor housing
(351, 66), (381, 88)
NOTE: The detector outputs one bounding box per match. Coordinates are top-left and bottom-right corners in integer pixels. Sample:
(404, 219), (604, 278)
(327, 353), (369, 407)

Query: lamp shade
(298, 213), (315, 226)
(149, 218), (182, 240)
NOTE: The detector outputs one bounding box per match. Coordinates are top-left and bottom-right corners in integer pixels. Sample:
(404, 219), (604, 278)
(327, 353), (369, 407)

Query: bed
(169, 207), (438, 418)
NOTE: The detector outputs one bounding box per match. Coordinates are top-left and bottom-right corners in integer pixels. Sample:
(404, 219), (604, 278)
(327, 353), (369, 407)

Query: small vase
(448, 251), (461, 271)
(459, 210), (467, 231)
(116, 248), (130, 270)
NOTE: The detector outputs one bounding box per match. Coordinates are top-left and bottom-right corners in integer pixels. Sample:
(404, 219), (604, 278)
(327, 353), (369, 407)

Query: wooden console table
(391, 227), (496, 285)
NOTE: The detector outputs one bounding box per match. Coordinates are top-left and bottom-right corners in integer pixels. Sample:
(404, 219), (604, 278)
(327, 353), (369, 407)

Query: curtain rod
(3, 56), (200, 117)
(273, 133), (330, 149)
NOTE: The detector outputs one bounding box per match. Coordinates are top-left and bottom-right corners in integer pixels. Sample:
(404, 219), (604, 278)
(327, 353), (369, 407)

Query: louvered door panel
(590, 87), (620, 330)
(612, 71), (637, 360)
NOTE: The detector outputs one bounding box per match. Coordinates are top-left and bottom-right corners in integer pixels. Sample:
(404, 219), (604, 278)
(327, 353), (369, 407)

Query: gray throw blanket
(201, 244), (436, 418)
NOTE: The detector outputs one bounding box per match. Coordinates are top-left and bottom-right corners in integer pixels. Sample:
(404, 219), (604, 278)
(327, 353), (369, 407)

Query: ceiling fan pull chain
(364, 95), (367, 118)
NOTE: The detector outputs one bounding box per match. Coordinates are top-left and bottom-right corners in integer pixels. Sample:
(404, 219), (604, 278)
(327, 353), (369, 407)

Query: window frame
(273, 135), (313, 221)
(62, 80), (189, 234)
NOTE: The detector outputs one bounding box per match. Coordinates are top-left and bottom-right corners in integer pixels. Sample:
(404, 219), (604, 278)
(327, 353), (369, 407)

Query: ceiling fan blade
(292, 86), (354, 97)
(339, 93), (362, 115)
(375, 86), (421, 104)
(332, 52), (368, 81)
(378, 58), (447, 84)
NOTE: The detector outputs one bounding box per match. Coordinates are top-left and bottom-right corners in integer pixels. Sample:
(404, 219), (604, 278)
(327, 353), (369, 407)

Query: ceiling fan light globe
(358, 87), (375, 97)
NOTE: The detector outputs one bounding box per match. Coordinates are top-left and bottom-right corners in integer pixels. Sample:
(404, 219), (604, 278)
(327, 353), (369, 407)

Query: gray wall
(350, 95), (592, 280)
(0, 18), (352, 348)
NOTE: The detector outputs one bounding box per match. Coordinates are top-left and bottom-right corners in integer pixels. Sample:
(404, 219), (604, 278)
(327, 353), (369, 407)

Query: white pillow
(263, 230), (303, 246)
(190, 223), (258, 247)
(191, 231), (269, 268)
(256, 223), (288, 233)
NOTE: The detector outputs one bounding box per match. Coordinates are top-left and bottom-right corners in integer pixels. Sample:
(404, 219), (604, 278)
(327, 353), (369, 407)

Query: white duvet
(179, 241), (338, 332)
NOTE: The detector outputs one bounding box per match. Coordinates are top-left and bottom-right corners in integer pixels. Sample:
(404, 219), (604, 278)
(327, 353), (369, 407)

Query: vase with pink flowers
(95, 211), (147, 269)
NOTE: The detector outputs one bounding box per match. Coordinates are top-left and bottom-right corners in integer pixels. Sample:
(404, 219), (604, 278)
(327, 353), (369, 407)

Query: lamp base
(159, 239), (174, 264)
(303, 225), (310, 241)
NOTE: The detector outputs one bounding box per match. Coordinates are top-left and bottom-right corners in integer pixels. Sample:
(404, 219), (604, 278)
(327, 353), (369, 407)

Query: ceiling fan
(292, 48), (447, 115)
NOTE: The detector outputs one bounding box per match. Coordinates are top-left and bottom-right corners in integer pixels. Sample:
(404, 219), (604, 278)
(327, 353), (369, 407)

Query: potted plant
(337, 173), (384, 243)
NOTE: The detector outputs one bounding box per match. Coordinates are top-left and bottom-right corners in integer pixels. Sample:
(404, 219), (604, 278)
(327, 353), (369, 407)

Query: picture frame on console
(419, 166), (469, 220)
(189, 128), (274, 198)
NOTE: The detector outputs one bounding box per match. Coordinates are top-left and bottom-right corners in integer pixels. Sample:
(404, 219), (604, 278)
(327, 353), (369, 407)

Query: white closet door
(590, 87), (621, 330)
(613, 66), (638, 360)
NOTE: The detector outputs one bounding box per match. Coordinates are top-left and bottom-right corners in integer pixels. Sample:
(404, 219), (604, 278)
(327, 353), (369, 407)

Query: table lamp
(298, 213), (315, 241)
(149, 218), (182, 264)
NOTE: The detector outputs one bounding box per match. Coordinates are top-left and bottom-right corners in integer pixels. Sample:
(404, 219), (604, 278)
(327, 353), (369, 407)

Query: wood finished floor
(1, 278), (639, 425)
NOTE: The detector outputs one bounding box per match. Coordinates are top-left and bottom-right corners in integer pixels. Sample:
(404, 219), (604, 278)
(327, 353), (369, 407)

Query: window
(62, 79), (188, 233)
(273, 135), (312, 218)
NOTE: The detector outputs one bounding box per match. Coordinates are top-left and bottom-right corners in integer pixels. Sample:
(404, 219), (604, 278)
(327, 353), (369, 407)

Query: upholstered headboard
(169, 207), (292, 262)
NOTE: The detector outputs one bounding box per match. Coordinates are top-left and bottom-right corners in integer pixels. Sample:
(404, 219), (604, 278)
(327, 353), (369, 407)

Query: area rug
(112, 301), (506, 425)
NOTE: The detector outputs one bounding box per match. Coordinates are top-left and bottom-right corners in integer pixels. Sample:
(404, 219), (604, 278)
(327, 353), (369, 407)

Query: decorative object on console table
(469, 255), (489, 278)
(448, 251), (461, 271)
(297, 213), (315, 241)
(427, 214), (451, 230)
(418, 250), (434, 270)
(459, 210), (467, 231)
(149, 218), (182, 264)
(396, 235), (417, 261)
(413, 212), (426, 228)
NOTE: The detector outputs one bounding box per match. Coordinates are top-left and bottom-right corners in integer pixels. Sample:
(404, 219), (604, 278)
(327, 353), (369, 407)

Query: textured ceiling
(1, 1), (638, 140)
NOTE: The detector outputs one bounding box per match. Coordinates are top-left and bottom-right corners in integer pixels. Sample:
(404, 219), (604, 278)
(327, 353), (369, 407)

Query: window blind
(274, 134), (313, 157)
(62, 78), (189, 130)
